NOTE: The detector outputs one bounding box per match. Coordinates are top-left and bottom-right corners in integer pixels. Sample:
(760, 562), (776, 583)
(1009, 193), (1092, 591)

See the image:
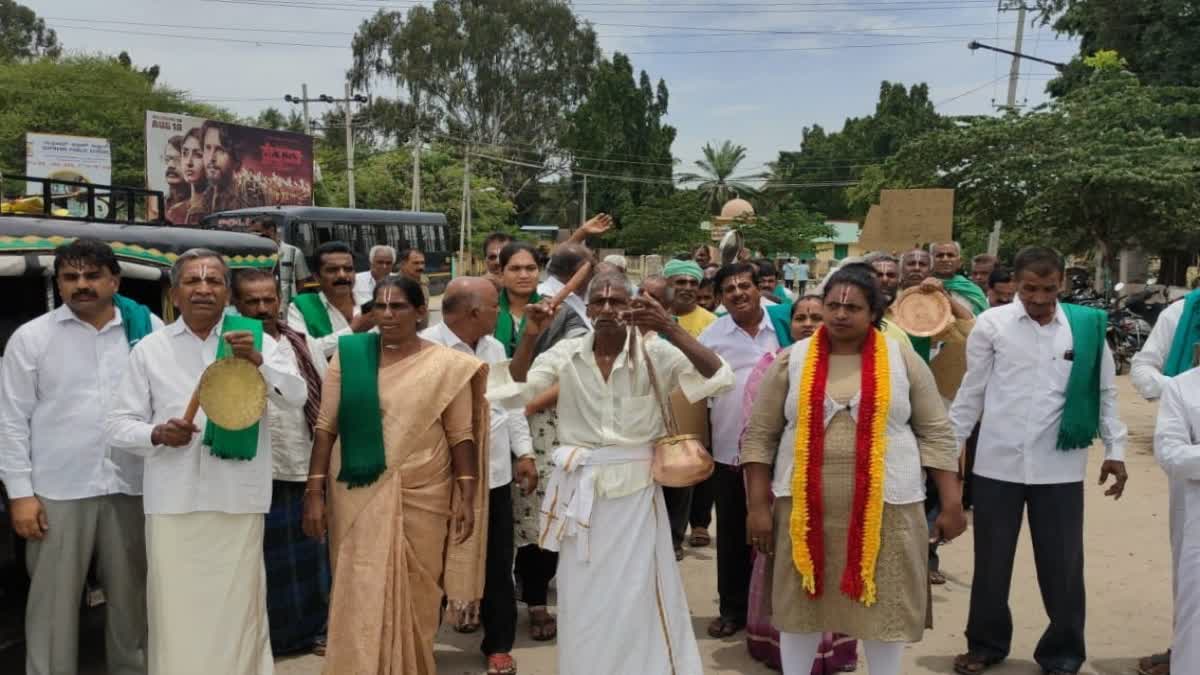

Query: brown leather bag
(637, 331), (715, 488)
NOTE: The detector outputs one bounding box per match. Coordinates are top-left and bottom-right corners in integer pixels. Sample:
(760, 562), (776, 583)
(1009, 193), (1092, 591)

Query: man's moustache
(334, 279), (352, 285)
(71, 292), (97, 300)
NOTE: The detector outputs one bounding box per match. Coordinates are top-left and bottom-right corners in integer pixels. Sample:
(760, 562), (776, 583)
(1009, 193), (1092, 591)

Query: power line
(51, 25), (347, 49)
(201, 0), (1001, 14)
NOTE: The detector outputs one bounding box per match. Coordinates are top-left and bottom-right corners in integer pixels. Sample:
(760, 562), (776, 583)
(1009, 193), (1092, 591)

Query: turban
(663, 259), (703, 282)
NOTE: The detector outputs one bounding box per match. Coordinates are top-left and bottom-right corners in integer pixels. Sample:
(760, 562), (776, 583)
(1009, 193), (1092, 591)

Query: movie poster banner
(144, 111), (313, 226)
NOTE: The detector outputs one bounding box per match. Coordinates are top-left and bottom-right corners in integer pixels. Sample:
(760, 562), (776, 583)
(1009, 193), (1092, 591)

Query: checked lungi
(264, 480), (330, 655)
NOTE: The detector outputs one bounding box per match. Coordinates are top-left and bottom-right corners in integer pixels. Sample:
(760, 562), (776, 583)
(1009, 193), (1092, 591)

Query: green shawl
(202, 315), (264, 461)
(335, 333), (386, 487)
(1164, 289), (1200, 377)
(909, 335), (932, 363)
(291, 293), (333, 338)
(113, 294), (153, 347)
(942, 274), (989, 316)
(495, 289), (540, 358)
(1057, 303), (1106, 450)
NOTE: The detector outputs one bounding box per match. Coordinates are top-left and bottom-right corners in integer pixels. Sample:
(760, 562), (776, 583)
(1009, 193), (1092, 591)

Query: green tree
(252, 107), (306, 133)
(0, 1), (60, 62)
(767, 81), (948, 219)
(740, 207), (834, 258)
(0, 56), (230, 188)
(115, 51), (160, 85)
(320, 144), (515, 252)
(678, 141), (759, 214)
(561, 52), (676, 218)
(1035, 0), (1200, 93)
(348, 0), (600, 214)
(863, 71), (1200, 276)
(612, 190), (709, 256)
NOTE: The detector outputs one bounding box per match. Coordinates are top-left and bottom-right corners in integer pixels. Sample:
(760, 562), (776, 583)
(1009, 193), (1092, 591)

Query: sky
(30, 0), (1081, 184)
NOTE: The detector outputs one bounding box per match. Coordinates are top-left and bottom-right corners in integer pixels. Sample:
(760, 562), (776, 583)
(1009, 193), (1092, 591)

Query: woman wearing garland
(741, 263), (967, 675)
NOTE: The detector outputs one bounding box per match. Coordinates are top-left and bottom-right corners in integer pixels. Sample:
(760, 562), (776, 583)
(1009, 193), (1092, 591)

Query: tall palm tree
(677, 140), (761, 214)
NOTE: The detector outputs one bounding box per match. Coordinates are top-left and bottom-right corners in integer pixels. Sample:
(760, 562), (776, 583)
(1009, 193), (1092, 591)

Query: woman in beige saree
(302, 277), (490, 675)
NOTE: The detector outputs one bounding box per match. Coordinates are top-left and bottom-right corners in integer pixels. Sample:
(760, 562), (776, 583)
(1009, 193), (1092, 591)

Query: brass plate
(196, 358), (267, 430)
(892, 288), (952, 338)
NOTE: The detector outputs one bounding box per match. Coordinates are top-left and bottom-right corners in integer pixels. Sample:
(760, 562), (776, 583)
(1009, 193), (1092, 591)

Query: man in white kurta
(106, 251), (306, 675)
(287, 241), (371, 359)
(1131, 293), (1197, 675)
(1154, 368), (1200, 675)
(497, 272), (733, 675)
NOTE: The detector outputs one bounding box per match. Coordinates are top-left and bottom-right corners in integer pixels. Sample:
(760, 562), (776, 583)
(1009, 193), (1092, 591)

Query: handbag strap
(638, 330), (682, 437)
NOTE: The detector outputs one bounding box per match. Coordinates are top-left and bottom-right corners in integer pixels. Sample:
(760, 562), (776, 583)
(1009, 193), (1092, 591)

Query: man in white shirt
(246, 216), (310, 312)
(949, 246), (1128, 675)
(353, 244), (395, 306)
(0, 239), (162, 675)
(498, 270), (733, 675)
(233, 268), (330, 656)
(1152, 366), (1200, 675)
(1130, 290), (1198, 675)
(796, 258), (810, 295)
(698, 261), (789, 639)
(287, 240), (374, 359)
(107, 249), (307, 675)
(420, 277), (537, 674)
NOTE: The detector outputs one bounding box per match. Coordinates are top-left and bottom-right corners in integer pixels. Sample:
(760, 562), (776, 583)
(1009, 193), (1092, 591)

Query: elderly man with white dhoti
(107, 249), (306, 675)
(495, 270), (734, 675)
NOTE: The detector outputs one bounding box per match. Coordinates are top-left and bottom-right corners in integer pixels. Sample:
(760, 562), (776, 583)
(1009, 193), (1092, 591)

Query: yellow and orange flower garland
(789, 325), (890, 606)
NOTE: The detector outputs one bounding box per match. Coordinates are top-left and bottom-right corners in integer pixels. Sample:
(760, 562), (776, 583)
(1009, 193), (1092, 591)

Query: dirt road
(278, 377), (1172, 674)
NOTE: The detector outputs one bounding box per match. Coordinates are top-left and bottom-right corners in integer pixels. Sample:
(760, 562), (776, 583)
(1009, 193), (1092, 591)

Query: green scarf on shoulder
(942, 274), (989, 316)
(113, 294), (153, 347)
(203, 315), (264, 461)
(336, 333), (387, 487)
(1164, 289), (1200, 377)
(495, 289), (540, 358)
(291, 293), (333, 338)
(1057, 303), (1106, 451)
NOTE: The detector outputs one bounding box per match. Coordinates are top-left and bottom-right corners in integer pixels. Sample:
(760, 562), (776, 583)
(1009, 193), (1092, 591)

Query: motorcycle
(1106, 282), (1157, 375)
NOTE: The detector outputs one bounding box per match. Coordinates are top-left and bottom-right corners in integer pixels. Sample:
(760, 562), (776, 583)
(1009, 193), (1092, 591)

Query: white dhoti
(541, 446), (704, 675)
(146, 512), (273, 675)
(1174, 481), (1200, 673)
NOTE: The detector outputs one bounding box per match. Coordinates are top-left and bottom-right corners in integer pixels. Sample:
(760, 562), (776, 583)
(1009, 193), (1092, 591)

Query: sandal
(706, 616), (745, 638)
(689, 528), (711, 547)
(529, 606), (557, 642)
(1138, 651), (1170, 675)
(487, 653), (518, 675)
(953, 652), (1003, 675)
(930, 569), (947, 585)
(454, 620), (480, 634)
(311, 636), (327, 657)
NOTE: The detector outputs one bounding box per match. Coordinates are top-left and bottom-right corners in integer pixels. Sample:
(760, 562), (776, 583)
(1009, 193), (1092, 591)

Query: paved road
(2, 376), (1173, 674)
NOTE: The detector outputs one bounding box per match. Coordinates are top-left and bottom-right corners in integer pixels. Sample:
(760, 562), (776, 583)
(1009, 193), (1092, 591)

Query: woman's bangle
(454, 476), (478, 482)
(306, 474), (327, 482)
(304, 487), (324, 495)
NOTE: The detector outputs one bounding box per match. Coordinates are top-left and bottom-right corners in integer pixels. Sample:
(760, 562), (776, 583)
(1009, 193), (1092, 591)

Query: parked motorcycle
(1107, 282), (1157, 375)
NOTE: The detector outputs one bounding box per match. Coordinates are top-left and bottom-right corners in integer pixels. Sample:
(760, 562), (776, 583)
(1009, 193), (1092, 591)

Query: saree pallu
(318, 345), (490, 675)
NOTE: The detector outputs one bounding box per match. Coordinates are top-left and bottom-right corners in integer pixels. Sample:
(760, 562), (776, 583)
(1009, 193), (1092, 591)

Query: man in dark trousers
(949, 246), (1129, 675)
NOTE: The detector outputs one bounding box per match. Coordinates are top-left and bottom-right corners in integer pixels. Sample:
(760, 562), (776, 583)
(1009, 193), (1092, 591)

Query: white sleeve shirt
(1131, 298), (1185, 401)
(105, 320), (306, 514)
(0, 306), (163, 500)
(286, 291), (357, 360)
(1154, 369), (1200, 481)
(699, 312), (782, 465)
(419, 323), (533, 488)
(267, 333), (327, 481)
(948, 301), (1127, 485)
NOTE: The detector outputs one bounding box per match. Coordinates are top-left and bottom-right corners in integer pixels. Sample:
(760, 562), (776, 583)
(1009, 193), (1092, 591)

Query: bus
(200, 206), (453, 294)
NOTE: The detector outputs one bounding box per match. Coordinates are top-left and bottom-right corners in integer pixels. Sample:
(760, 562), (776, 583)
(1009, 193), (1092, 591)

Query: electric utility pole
(285, 87), (367, 208)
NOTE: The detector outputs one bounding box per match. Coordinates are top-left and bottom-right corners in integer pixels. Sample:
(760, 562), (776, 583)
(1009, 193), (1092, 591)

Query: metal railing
(1, 174), (167, 225)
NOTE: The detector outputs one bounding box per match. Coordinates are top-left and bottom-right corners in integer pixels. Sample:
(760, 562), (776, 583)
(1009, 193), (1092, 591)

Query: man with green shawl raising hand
(949, 246), (1128, 675)
(107, 249), (307, 675)
(931, 241), (990, 316)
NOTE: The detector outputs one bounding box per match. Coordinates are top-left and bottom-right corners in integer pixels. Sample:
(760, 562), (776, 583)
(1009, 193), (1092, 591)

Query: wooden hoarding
(858, 188), (954, 254)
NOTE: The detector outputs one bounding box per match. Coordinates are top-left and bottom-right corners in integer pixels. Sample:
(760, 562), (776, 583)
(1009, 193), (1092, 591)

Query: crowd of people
(0, 217), (1194, 675)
